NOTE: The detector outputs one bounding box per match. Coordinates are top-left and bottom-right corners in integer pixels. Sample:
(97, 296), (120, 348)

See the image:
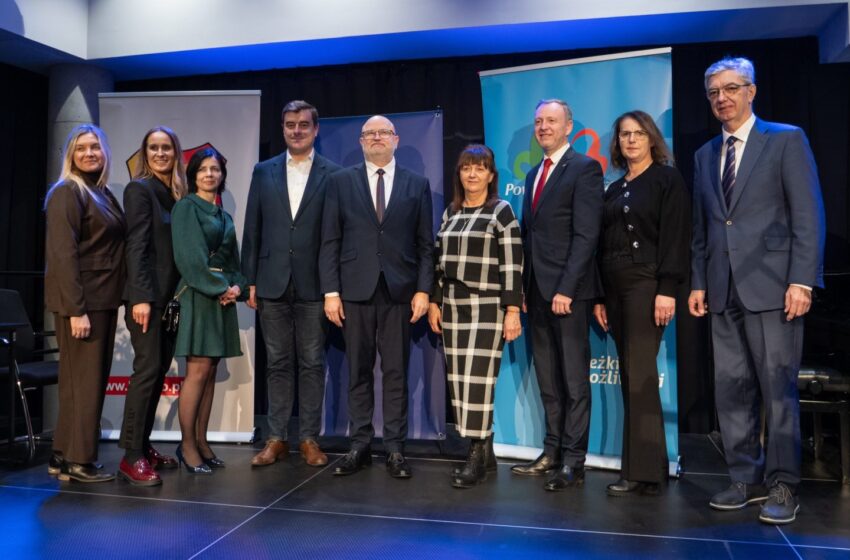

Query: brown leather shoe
(300, 439), (328, 466)
(251, 440), (289, 467)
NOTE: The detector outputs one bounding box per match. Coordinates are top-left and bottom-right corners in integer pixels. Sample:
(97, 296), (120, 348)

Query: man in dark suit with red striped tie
(513, 99), (604, 491)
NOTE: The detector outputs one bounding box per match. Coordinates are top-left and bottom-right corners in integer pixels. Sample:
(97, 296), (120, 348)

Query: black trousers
(342, 275), (410, 453)
(602, 263), (667, 484)
(53, 310), (118, 464)
(119, 305), (176, 453)
(528, 278), (591, 468)
(712, 278), (803, 489)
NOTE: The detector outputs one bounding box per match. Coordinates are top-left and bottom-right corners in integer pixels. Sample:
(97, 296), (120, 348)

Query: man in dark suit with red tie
(242, 100), (341, 468)
(689, 57), (825, 525)
(512, 99), (604, 491)
(320, 115), (434, 479)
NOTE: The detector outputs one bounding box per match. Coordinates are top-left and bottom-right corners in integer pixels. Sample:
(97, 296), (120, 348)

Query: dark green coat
(171, 194), (246, 357)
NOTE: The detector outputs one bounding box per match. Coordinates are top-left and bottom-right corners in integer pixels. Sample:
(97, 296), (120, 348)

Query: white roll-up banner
(98, 91), (260, 442)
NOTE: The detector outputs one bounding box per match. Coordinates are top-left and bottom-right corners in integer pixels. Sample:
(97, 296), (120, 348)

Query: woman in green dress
(171, 147), (246, 473)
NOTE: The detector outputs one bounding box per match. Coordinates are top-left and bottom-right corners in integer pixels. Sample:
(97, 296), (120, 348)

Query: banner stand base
(101, 429), (255, 444)
(494, 444), (681, 478)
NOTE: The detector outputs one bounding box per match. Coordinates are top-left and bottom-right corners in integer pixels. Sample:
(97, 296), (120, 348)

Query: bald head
(360, 115), (399, 166)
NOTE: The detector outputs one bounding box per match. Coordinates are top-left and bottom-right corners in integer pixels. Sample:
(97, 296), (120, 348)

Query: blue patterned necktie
(722, 136), (737, 208)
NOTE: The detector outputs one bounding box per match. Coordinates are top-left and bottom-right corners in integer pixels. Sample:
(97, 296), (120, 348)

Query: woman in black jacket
(117, 126), (188, 485)
(593, 110), (690, 496)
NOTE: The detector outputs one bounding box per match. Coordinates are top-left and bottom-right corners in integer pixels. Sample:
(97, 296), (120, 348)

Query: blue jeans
(258, 283), (327, 441)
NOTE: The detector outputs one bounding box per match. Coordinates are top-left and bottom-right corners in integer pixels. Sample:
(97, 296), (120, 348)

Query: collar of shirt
(365, 158), (396, 207)
(722, 113), (756, 146)
(545, 142), (571, 167)
(286, 149), (314, 168)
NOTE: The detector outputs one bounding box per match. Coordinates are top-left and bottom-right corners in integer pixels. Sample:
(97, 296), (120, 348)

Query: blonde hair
(46, 124), (112, 209)
(136, 126), (188, 201)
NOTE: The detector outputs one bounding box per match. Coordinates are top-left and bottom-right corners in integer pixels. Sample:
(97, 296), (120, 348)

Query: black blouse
(600, 162), (691, 296)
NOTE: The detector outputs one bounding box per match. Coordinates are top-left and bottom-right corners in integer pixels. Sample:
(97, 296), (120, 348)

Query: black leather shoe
(453, 436), (498, 476)
(175, 444), (212, 475)
(58, 462), (115, 483)
(511, 453), (560, 476)
(386, 452), (412, 479)
(709, 482), (768, 511)
(48, 452), (64, 476)
(203, 455), (226, 469)
(607, 478), (642, 496)
(543, 465), (585, 491)
(759, 483), (800, 525)
(452, 439), (487, 488)
(333, 447), (372, 476)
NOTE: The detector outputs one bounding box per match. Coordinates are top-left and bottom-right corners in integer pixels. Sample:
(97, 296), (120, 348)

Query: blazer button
(289, 249), (294, 255)
(632, 241), (640, 249)
(624, 192), (630, 198)
(377, 251), (382, 256)
(291, 225), (296, 230)
(623, 205), (630, 213)
(627, 224), (634, 231)
(726, 220), (732, 225)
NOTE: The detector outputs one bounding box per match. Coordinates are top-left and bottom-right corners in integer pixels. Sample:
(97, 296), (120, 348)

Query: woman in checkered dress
(428, 144), (523, 488)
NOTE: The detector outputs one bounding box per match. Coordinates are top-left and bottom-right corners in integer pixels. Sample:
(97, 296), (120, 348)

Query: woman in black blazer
(45, 124), (126, 483)
(592, 110), (690, 496)
(117, 126), (188, 486)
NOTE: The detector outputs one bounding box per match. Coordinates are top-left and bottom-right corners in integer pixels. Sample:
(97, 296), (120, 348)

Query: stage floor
(1, 431), (848, 559)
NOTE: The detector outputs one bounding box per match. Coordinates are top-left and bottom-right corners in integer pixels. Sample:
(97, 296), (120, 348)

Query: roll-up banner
(479, 49), (680, 474)
(316, 110), (446, 440)
(99, 91), (261, 442)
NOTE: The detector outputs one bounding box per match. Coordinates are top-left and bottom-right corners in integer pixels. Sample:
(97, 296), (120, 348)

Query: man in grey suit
(242, 100), (340, 467)
(689, 57), (825, 525)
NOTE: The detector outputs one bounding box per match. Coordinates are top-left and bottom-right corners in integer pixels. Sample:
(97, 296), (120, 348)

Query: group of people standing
(45, 126), (244, 484)
(42, 55), (824, 527)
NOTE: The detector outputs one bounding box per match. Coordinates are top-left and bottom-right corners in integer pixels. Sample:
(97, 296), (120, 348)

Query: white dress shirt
(286, 149), (314, 217)
(532, 142), (570, 200)
(365, 157), (396, 210)
(720, 113), (756, 177)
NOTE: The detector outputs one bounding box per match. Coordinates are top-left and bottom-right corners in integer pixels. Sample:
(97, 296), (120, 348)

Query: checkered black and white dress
(433, 200), (523, 438)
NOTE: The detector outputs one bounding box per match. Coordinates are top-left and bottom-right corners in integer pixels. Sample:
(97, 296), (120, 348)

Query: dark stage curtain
(3, 36), (847, 434)
(0, 62), (48, 331)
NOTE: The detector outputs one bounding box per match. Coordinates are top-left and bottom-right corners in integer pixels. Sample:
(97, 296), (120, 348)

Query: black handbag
(162, 285), (188, 334)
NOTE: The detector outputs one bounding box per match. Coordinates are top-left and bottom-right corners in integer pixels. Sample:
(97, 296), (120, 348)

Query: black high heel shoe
(203, 455), (226, 469)
(175, 444), (212, 475)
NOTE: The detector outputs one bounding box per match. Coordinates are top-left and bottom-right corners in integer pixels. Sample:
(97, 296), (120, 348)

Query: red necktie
(532, 158), (553, 211)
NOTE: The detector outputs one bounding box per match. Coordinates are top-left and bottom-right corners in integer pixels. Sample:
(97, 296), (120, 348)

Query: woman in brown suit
(45, 124), (126, 483)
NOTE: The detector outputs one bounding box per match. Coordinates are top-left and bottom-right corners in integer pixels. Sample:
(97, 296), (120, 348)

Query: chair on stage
(0, 288), (59, 462)
(798, 365), (850, 485)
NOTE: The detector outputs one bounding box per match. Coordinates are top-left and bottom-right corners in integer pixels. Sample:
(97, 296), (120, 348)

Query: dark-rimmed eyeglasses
(360, 129), (396, 139)
(706, 83), (751, 100)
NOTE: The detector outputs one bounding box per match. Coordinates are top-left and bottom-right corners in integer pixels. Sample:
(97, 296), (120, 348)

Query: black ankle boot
(452, 439), (487, 488)
(453, 435), (497, 476)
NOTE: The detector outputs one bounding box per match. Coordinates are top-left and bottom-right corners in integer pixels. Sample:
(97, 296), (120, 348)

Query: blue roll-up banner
(479, 48), (680, 475)
(316, 111), (446, 441)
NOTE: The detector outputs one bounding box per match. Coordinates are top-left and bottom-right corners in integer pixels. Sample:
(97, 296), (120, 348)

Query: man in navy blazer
(320, 115), (433, 478)
(512, 99), (604, 491)
(241, 100), (341, 468)
(689, 57), (825, 525)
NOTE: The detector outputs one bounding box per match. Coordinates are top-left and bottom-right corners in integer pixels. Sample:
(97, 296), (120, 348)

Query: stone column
(46, 63), (114, 183)
(43, 63), (114, 431)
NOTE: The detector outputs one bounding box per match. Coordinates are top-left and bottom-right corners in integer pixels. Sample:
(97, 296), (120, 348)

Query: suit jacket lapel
(728, 120), (767, 213)
(271, 154), (294, 221)
(293, 155), (323, 222)
(354, 164), (379, 226)
(382, 166), (406, 223)
(708, 137), (724, 211)
(523, 161), (540, 222)
(534, 148), (572, 215)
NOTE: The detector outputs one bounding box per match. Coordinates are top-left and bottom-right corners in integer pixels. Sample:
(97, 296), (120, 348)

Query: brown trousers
(53, 310), (118, 464)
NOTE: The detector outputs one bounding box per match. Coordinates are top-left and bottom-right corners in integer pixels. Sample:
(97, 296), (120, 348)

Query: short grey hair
(704, 57), (756, 89)
(535, 98), (573, 121)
